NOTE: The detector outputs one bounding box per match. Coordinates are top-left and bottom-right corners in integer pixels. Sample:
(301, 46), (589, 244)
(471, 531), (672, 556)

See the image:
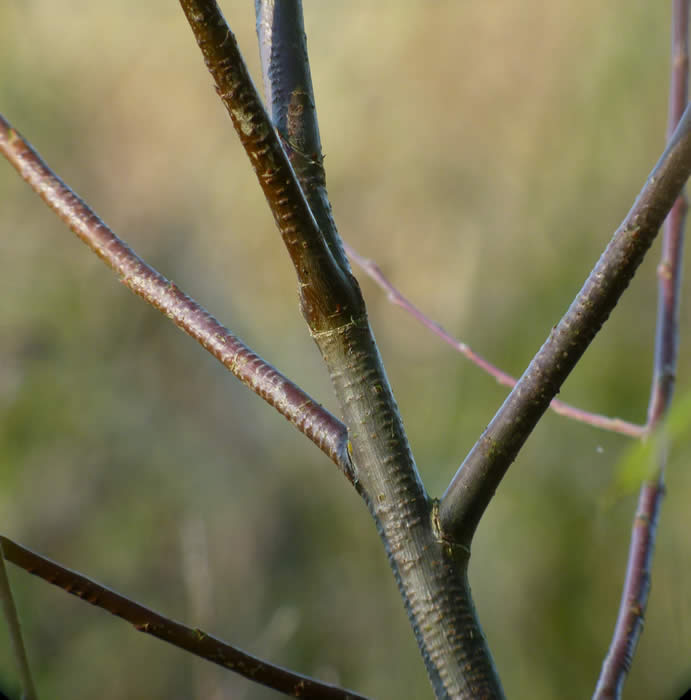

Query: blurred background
(1, 1), (690, 698)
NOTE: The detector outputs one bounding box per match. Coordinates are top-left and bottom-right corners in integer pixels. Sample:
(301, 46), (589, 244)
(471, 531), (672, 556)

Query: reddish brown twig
(0, 536), (369, 700)
(0, 113), (353, 477)
(594, 3), (689, 698)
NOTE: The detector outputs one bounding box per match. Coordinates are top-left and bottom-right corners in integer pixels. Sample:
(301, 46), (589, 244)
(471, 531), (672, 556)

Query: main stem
(317, 318), (504, 699)
(253, 3), (503, 696)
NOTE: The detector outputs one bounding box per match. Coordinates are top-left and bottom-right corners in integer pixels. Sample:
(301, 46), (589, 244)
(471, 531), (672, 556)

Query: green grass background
(1, 2), (691, 698)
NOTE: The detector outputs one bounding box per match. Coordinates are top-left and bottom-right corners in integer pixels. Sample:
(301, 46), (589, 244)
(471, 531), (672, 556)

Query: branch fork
(0, 2), (689, 698)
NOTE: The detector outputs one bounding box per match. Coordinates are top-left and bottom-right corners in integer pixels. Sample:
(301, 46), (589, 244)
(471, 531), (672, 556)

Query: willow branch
(594, 3), (689, 698)
(0, 536), (369, 700)
(0, 113), (352, 476)
(344, 243), (647, 439)
(0, 541), (38, 700)
(440, 102), (691, 546)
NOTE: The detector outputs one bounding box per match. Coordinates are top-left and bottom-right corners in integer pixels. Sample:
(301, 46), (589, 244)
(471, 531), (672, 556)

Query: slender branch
(0, 536), (369, 700)
(647, 0), (690, 430)
(344, 242), (647, 439)
(255, 0), (350, 275)
(440, 101), (691, 547)
(0, 113), (352, 476)
(593, 475), (665, 700)
(179, 0), (362, 335)
(0, 542), (38, 700)
(594, 3), (689, 698)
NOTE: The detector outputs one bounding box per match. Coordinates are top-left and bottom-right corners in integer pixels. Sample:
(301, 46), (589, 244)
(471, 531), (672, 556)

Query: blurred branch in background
(0, 535), (370, 700)
(595, 2), (690, 697)
(0, 542), (37, 700)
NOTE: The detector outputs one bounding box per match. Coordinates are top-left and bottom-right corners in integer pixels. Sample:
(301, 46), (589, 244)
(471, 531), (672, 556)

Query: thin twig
(593, 475), (665, 700)
(0, 536), (369, 700)
(440, 101), (691, 546)
(647, 0), (690, 430)
(344, 243), (647, 439)
(594, 3), (689, 698)
(0, 541), (38, 700)
(0, 113), (353, 477)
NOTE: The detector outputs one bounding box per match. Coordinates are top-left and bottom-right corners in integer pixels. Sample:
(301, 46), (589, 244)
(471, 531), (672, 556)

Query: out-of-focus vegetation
(1, 2), (690, 698)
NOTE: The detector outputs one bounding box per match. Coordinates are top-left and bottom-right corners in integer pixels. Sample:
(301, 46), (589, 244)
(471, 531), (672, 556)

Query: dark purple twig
(0, 536), (370, 700)
(440, 100), (691, 547)
(593, 476), (665, 700)
(647, 1), (690, 430)
(344, 243), (646, 439)
(594, 3), (689, 698)
(0, 113), (352, 476)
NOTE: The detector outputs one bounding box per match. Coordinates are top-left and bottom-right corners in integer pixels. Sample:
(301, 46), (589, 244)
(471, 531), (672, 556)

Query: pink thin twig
(344, 243), (646, 438)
